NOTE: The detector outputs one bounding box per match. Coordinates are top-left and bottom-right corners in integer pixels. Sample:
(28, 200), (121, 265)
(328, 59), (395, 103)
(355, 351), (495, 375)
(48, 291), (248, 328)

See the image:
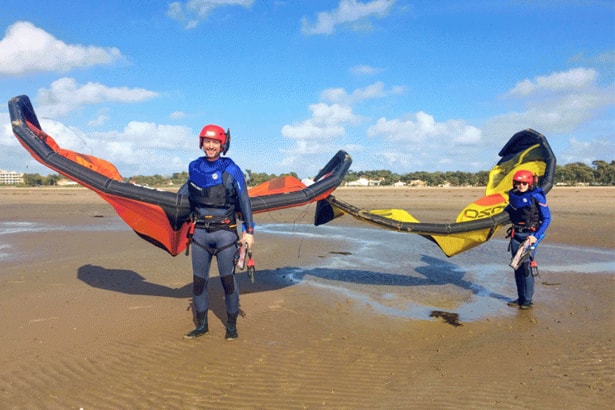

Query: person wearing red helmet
(183, 124), (254, 341)
(504, 169), (551, 310)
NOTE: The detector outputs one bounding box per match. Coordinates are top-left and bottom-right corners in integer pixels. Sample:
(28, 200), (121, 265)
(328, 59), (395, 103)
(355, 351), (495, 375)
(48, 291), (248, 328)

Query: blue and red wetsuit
(505, 187), (551, 306)
(186, 156), (254, 318)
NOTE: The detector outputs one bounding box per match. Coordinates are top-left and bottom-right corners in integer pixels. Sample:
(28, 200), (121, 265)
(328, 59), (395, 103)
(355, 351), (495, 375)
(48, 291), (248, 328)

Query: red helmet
(199, 124), (230, 154)
(512, 170), (535, 186)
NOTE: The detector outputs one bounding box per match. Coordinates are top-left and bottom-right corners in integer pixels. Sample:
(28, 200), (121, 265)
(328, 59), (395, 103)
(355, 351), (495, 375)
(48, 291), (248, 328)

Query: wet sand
(0, 186), (613, 408)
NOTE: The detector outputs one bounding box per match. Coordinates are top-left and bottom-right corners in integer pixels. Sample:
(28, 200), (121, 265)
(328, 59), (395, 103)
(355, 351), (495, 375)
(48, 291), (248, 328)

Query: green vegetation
(245, 170), (299, 186)
(5, 160), (614, 187)
(129, 172), (188, 187)
(342, 169), (490, 186)
(343, 160), (615, 187)
(554, 160), (615, 186)
(21, 173), (62, 186)
(125, 170), (300, 187)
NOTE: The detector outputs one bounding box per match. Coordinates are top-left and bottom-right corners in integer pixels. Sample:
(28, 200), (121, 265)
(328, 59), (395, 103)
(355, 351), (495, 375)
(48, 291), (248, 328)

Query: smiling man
(184, 124), (255, 341)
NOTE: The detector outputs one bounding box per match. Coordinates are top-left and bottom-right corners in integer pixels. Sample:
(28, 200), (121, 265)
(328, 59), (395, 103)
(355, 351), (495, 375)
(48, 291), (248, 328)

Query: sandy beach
(1, 186), (613, 409)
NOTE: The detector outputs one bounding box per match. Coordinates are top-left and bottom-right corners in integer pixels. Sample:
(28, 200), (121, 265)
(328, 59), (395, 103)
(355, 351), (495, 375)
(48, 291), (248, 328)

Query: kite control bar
(509, 235), (543, 276)
(509, 238), (533, 270)
(235, 241), (248, 269)
(235, 242), (256, 283)
(246, 250), (255, 283)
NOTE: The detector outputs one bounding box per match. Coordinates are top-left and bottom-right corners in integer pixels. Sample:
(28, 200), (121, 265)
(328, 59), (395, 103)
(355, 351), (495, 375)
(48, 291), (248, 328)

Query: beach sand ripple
(0, 187), (613, 408)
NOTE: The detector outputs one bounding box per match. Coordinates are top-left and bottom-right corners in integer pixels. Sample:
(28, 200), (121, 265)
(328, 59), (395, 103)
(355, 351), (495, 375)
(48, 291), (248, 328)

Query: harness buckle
(194, 217), (236, 232)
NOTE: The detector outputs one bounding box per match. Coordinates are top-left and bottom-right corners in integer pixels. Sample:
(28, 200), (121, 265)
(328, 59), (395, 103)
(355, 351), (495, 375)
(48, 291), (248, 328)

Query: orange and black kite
(9, 95), (352, 256)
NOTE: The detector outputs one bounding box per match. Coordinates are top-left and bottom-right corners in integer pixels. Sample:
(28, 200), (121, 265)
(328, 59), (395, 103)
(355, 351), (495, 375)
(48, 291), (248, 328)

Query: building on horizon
(0, 169), (25, 185)
(345, 177), (383, 187)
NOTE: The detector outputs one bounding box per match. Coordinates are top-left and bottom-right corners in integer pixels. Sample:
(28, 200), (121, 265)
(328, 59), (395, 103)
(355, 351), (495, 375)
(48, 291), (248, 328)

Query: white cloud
(321, 81), (405, 105)
(0, 21), (121, 76)
(280, 80), (484, 173)
(87, 114), (109, 128)
(2, 106), (197, 176)
(120, 121), (194, 150)
(368, 112), (481, 144)
(39, 119), (92, 152)
(350, 64), (383, 76)
(560, 137), (615, 165)
(168, 0), (254, 29)
(281, 103), (358, 141)
(279, 102), (360, 173)
(47, 118), (195, 176)
(506, 68), (597, 97)
(365, 112), (483, 170)
(37, 77), (158, 117)
(301, 0), (395, 35)
(486, 67), (615, 136)
(0, 112), (14, 146)
(170, 111), (186, 120)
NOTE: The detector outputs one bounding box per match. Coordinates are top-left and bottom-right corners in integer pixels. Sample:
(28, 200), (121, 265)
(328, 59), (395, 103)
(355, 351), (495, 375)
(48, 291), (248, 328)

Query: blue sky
(0, 0), (613, 178)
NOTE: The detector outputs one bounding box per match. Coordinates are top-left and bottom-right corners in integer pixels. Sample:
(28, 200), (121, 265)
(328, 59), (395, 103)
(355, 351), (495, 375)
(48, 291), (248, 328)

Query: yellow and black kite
(314, 128), (556, 257)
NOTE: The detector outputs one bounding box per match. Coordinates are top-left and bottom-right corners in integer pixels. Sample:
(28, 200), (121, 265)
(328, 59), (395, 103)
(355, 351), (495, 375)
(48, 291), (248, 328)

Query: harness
(184, 159), (253, 258)
(185, 218), (239, 256)
(507, 191), (540, 237)
(185, 171), (239, 256)
(194, 216), (237, 232)
(506, 221), (537, 244)
(506, 193), (541, 267)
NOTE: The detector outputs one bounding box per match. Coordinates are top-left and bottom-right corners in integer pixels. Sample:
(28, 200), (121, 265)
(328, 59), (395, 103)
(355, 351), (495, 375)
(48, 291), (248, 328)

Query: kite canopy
(315, 128), (556, 257)
(9, 95), (352, 256)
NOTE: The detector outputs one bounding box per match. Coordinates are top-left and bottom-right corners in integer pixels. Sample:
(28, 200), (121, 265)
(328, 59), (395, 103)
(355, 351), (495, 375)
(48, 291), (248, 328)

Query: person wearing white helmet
(183, 124), (254, 340)
(504, 169), (551, 310)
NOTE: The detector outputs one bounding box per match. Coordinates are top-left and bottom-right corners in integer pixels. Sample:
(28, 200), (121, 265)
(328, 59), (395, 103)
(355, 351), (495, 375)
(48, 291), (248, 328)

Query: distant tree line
(342, 169), (492, 186)
(120, 169), (300, 187)
(21, 173), (62, 186)
(343, 160), (615, 187)
(9, 159), (615, 187)
(129, 172), (189, 187)
(553, 160), (615, 186)
(244, 170), (299, 186)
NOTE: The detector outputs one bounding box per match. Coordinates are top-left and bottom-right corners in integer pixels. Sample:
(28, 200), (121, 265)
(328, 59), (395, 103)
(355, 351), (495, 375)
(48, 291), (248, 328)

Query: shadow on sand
(77, 253), (508, 311)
